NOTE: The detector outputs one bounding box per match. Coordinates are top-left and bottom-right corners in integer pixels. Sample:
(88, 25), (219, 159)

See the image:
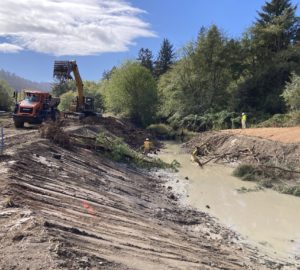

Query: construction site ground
(0, 115), (298, 269)
(226, 127), (300, 144)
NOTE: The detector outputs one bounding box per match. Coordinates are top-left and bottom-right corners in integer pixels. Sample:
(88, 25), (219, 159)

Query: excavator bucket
(53, 61), (73, 81)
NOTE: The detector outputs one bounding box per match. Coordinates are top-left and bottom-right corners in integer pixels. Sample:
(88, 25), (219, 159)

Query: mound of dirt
(66, 116), (156, 150)
(184, 131), (300, 195)
(99, 117), (154, 149)
(184, 131), (300, 166)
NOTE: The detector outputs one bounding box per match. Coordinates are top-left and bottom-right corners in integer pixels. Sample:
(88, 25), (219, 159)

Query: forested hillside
(47, 0), (300, 130)
(0, 69), (51, 92)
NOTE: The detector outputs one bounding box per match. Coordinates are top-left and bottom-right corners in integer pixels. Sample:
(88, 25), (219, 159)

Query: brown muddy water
(158, 142), (300, 262)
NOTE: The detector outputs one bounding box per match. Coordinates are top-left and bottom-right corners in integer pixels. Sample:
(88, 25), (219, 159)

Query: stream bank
(157, 142), (300, 267)
(183, 131), (300, 196)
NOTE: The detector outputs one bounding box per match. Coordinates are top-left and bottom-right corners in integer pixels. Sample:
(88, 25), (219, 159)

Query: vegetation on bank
(257, 111), (300, 127)
(233, 163), (300, 197)
(96, 132), (179, 170)
(103, 62), (158, 127)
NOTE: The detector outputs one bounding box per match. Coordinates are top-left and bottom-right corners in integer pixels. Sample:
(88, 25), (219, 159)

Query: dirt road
(0, 119), (288, 269)
(227, 127), (300, 144)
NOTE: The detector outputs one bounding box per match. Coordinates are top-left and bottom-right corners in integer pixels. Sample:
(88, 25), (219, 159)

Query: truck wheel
(14, 119), (24, 128)
(51, 110), (60, 122)
(55, 110), (60, 121)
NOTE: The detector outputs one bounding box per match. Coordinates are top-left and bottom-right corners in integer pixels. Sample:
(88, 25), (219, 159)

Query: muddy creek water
(158, 142), (300, 261)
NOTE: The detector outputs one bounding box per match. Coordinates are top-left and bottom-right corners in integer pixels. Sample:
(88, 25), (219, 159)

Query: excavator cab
(53, 60), (98, 118)
(70, 96), (95, 114)
(83, 97), (95, 111)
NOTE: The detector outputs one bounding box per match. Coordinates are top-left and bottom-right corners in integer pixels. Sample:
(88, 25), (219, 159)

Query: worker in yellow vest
(241, 113), (247, 129)
(143, 138), (151, 155)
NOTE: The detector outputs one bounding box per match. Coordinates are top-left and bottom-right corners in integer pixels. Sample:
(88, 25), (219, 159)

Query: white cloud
(0, 43), (23, 53)
(0, 0), (155, 56)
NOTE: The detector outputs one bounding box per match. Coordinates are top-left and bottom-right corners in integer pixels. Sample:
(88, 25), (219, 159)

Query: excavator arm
(53, 60), (84, 110)
(53, 60), (99, 118)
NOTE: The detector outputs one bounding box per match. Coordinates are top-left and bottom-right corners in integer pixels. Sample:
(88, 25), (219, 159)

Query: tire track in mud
(2, 128), (39, 152)
(0, 137), (288, 269)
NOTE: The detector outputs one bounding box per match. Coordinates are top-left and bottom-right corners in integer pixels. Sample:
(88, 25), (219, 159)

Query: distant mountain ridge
(0, 69), (51, 92)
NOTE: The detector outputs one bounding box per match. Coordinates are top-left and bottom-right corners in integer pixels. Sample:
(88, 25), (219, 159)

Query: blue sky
(0, 0), (299, 83)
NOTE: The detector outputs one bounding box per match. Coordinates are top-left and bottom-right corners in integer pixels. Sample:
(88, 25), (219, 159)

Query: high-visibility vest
(144, 140), (151, 150)
(242, 114), (247, 121)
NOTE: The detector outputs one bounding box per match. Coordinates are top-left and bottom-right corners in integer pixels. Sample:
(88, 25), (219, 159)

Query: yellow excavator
(53, 60), (99, 119)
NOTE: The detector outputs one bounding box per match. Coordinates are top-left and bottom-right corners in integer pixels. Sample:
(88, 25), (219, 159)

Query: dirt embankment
(185, 129), (300, 165)
(0, 119), (286, 269)
(184, 128), (300, 194)
(82, 116), (155, 149)
(226, 127), (300, 144)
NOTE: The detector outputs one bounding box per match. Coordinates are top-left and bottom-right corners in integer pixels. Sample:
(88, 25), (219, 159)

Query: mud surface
(158, 142), (300, 265)
(0, 118), (293, 269)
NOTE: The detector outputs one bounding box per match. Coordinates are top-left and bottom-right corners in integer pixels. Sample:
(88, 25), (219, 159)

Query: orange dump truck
(12, 90), (60, 128)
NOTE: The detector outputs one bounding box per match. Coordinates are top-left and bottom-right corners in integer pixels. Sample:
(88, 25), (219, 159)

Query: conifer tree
(253, 0), (299, 53)
(137, 48), (154, 73)
(154, 39), (175, 77)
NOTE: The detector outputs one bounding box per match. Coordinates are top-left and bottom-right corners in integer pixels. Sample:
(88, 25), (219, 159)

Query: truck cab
(13, 90), (60, 128)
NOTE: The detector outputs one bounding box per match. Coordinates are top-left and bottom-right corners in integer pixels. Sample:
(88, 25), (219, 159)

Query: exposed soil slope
(0, 120), (282, 269)
(185, 131), (300, 165)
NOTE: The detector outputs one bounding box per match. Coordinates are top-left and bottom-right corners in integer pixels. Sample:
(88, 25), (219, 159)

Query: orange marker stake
(82, 201), (95, 215)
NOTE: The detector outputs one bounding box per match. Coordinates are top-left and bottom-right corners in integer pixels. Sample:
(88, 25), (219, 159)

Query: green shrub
(0, 80), (13, 111)
(257, 111), (300, 127)
(167, 112), (184, 129)
(281, 72), (300, 111)
(275, 186), (300, 197)
(288, 110), (300, 125)
(147, 124), (175, 140)
(257, 113), (291, 127)
(96, 132), (170, 169)
(170, 159), (181, 172)
(58, 91), (76, 112)
(104, 61), (158, 127)
(177, 111), (239, 132)
(110, 138), (134, 162)
(233, 164), (259, 181)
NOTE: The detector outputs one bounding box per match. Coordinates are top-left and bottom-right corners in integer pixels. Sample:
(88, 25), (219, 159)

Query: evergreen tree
(102, 66), (117, 81)
(158, 26), (236, 117)
(252, 0), (299, 55)
(137, 48), (154, 73)
(155, 39), (175, 77)
(233, 0), (300, 114)
(193, 25), (231, 110)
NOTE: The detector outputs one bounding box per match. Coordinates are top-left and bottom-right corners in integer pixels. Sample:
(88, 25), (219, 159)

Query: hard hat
(242, 112), (245, 115)
(145, 138), (149, 141)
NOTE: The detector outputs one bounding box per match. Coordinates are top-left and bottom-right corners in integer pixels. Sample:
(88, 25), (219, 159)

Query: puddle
(158, 142), (300, 261)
